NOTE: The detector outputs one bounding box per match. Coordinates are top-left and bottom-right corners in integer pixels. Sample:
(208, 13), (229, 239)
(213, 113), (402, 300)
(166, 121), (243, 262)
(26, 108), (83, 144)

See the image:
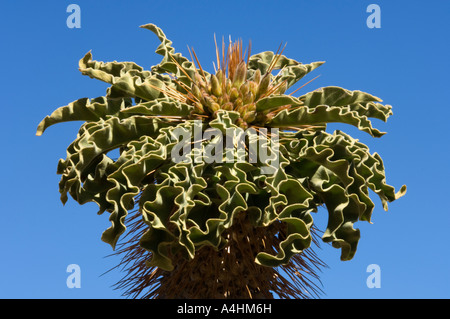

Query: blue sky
(1, 0), (449, 299)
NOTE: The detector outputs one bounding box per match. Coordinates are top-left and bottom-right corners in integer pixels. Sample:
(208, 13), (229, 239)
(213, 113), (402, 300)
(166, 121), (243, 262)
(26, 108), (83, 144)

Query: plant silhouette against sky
(37, 24), (406, 299)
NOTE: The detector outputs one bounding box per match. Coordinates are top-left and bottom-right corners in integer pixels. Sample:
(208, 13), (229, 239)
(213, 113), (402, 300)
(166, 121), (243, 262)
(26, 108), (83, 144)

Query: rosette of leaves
(37, 24), (406, 299)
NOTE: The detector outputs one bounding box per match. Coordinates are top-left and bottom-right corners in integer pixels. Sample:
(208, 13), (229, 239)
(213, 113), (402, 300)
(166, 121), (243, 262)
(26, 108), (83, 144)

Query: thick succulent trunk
(155, 213), (277, 299)
(112, 210), (325, 299)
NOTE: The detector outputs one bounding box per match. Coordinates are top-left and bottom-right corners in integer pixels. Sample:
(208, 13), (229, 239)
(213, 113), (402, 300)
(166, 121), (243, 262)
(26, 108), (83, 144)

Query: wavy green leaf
(269, 104), (386, 137)
(36, 97), (130, 136)
(121, 97), (193, 116)
(300, 86), (393, 121)
(248, 51), (324, 88)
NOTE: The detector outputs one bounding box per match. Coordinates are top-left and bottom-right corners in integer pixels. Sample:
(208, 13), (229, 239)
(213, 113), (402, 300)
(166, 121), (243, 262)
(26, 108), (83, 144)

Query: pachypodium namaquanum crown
(181, 38), (290, 129)
(37, 24), (406, 299)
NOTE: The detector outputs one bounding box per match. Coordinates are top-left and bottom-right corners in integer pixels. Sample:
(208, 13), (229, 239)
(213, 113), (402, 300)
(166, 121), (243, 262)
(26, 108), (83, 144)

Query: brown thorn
(187, 45), (195, 67)
(246, 285), (253, 299)
(169, 75), (199, 103)
(222, 36), (226, 73)
(289, 74), (321, 96)
(169, 53), (194, 83)
(145, 82), (178, 101)
(214, 33), (221, 71)
(266, 42), (286, 75)
(191, 47), (208, 83)
(270, 42), (287, 72)
(246, 39), (252, 68)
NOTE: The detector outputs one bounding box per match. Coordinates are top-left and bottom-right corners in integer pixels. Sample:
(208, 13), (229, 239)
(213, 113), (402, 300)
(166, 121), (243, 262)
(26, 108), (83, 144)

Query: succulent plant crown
(36, 24), (406, 298)
(177, 38), (293, 129)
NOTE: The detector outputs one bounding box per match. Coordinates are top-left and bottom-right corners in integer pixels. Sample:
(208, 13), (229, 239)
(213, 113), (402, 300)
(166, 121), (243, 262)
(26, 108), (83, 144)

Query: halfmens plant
(37, 24), (406, 298)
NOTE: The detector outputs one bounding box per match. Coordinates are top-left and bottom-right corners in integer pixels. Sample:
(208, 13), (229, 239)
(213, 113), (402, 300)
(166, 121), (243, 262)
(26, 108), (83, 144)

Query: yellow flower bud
(194, 102), (205, 114)
(210, 74), (222, 97)
(225, 79), (232, 95)
(249, 81), (258, 97)
(209, 102), (220, 113)
(233, 61), (247, 88)
(191, 84), (202, 100)
(253, 69), (261, 84)
(215, 69), (224, 85)
(235, 97), (243, 108)
(194, 72), (206, 89)
(246, 102), (256, 113)
(222, 102), (234, 111)
(243, 110), (256, 123)
(240, 81), (250, 96)
(243, 91), (254, 105)
(230, 87), (239, 101)
(256, 73), (270, 99)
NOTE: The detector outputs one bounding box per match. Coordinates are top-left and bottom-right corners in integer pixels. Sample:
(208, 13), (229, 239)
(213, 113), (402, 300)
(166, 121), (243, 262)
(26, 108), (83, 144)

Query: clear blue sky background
(1, 0), (449, 299)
